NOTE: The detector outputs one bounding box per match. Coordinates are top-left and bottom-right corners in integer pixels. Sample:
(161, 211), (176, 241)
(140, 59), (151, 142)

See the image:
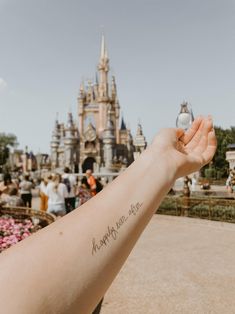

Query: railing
(158, 196), (235, 223)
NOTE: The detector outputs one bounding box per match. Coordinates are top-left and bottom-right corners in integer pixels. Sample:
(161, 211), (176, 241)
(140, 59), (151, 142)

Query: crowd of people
(0, 168), (103, 216)
(0, 173), (32, 207)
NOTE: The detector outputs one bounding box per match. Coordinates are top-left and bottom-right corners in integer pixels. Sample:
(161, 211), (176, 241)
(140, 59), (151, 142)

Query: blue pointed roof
(120, 117), (127, 130)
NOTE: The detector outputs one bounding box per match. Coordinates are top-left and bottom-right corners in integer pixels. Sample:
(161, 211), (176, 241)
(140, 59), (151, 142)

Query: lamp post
(176, 101), (194, 215)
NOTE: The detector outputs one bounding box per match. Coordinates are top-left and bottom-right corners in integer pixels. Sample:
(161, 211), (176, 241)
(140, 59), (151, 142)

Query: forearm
(0, 147), (176, 313)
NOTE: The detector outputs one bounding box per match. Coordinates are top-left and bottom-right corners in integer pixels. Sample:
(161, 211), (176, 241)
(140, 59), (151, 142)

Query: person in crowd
(226, 169), (232, 191)
(46, 173), (68, 217)
(39, 175), (50, 211)
(95, 177), (103, 194)
(11, 174), (20, 189)
(191, 174), (197, 192)
(77, 177), (93, 206)
(4, 187), (24, 207)
(62, 167), (77, 213)
(0, 173), (18, 203)
(19, 174), (34, 207)
(85, 169), (97, 196)
(230, 167), (235, 193)
(0, 116), (216, 313)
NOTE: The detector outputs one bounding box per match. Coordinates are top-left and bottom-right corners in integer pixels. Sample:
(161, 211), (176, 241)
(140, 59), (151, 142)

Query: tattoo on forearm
(92, 202), (143, 255)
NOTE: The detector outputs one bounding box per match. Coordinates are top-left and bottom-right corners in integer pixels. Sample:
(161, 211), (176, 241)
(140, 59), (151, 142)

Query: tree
(202, 126), (235, 178)
(0, 133), (18, 168)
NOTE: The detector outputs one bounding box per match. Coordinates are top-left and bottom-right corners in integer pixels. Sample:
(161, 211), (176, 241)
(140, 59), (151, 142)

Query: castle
(50, 36), (147, 173)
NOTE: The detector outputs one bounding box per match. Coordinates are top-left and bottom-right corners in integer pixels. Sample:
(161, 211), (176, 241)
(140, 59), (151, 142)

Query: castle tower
(64, 112), (79, 170)
(111, 76), (120, 144)
(78, 81), (85, 136)
(98, 35), (110, 135)
(93, 73), (99, 99)
(102, 105), (115, 170)
(50, 117), (60, 169)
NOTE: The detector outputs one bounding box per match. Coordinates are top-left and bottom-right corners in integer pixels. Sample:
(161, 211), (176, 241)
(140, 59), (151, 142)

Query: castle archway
(82, 157), (96, 173)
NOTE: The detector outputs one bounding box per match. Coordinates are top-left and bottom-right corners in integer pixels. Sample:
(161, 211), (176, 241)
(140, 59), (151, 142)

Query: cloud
(0, 78), (7, 92)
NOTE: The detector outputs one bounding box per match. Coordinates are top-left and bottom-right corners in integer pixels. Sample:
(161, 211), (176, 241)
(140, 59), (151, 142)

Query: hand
(152, 116), (217, 179)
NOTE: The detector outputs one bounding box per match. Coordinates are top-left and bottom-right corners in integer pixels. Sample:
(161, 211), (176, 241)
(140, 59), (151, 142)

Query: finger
(180, 116), (203, 145)
(176, 128), (185, 139)
(201, 129), (217, 165)
(175, 128), (185, 152)
(192, 118), (213, 154)
(186, 117), (213, 151)
(184, 118), (206, 150)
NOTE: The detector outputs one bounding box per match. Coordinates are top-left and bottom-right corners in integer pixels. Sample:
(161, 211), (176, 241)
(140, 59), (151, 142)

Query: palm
(153, 117), (217, 178)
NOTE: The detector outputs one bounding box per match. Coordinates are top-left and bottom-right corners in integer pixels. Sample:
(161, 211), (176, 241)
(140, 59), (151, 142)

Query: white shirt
(46, 182), (68, 205)
(61, 174), (77, 198)
(19, 180), (33, 194)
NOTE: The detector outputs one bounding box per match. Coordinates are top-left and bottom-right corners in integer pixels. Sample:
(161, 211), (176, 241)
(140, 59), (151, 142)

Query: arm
(0, 117), (216, 314)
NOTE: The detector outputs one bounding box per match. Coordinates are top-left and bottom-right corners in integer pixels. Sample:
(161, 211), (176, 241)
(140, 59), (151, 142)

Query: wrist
(141, 145), (178, 186)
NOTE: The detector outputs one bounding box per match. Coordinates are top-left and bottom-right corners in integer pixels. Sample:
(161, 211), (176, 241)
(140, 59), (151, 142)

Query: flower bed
(0, 206), (56, 252)
(0, 215), (40, 252)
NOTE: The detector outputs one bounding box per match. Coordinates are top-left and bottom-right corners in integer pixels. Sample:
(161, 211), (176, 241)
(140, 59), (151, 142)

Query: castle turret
(64, 112), (79, 170)
(86, 80), (94, 103)
(111, 76), (117, 101)
(50, 116), (60, 169)
(115, 97), (120, 144)
(120, 117), (126, 130)
(119, 116), (128, 145)
(78, 81), (85, 107)
(93, 73), (99, 99)
(78, 82), (85, 135)
(102, 105), (115, 170)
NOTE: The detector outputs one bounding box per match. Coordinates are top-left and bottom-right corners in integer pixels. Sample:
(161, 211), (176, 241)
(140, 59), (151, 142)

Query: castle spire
(98, 34), (109, 101)
(95, 72), (99, 85)
(54, 112), (59, 131)
(100, 34), (108, 61)
(100, 34), (105, 60)
(120, 117), (127, 130)
(67, 111), (73, 129)
(79, 81), (85, 97)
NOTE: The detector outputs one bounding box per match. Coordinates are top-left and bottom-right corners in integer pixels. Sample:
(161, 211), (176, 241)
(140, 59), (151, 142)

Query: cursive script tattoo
(92, 202), (143, 255)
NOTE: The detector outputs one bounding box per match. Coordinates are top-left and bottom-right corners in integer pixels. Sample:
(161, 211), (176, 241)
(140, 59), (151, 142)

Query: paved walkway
(101, 215), (235, 314)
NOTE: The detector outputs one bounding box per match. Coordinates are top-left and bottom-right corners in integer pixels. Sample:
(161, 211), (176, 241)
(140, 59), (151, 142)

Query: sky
(0, 0), (235, 153)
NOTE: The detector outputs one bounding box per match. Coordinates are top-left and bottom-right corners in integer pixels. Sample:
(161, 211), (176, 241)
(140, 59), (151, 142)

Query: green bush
(189, 204), (210, 218)
(205, 168), (216, 179)
(158, 197), (180, 215)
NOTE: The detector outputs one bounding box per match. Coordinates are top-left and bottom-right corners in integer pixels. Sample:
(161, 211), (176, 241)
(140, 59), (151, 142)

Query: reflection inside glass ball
(176, 112), (192, 130)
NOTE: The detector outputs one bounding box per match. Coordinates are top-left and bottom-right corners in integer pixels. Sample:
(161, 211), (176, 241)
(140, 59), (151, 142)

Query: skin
(0, 116), (216, 314)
